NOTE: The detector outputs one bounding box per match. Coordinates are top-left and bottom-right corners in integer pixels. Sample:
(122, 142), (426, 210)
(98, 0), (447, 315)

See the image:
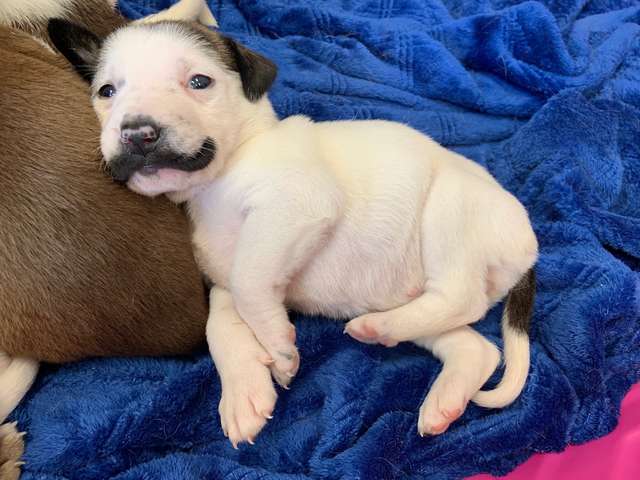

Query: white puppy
(50, 20), (538, 448)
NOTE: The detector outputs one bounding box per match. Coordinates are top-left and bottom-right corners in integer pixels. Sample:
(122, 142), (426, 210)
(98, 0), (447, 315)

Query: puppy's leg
(414, 327), (500, 436)
(231, 208), (336, 387)
(207, 286), (277, 448)
(345, 264), (488, 346)
(347, 169), (491, 346)
(0, 352), (38, 423)
(0, 421), (25, 480)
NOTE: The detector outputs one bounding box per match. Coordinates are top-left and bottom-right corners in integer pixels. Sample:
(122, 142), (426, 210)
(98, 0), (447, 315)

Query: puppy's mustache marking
(108, 137), (216, 184)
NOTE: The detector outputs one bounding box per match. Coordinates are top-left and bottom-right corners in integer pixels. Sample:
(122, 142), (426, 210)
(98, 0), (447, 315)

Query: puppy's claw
(259, 409), (274, 419)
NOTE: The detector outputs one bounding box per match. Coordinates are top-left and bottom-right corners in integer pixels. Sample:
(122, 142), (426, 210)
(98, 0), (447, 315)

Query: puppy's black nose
(120, 116), (161, 155)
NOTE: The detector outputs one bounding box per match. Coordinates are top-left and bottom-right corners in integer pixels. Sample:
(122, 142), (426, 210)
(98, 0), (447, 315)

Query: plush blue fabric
(14, 1), (640, 478)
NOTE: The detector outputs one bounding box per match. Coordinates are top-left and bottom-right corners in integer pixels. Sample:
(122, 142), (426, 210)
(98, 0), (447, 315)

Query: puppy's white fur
(134, 0), (217, 27)
(0, 0), (82, 52)
(92, 24), (538, 447)
(0, 0), (78, 26)
(0, 0), (214, 28)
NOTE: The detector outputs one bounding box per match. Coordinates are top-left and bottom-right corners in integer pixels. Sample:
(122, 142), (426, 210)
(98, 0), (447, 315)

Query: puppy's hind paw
(344, 313), (399, 347)
(417, 371), (470, 436)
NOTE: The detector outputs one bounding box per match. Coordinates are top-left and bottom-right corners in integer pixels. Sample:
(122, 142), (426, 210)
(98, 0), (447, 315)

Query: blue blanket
(15, 1), (640, 478)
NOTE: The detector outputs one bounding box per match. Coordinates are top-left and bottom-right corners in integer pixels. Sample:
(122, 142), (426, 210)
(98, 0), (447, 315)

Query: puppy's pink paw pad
(442, 408), (463, 421)
(344, 323), (379, 344)
(345, 315), (399, 347)
(418, 371), (470, 437)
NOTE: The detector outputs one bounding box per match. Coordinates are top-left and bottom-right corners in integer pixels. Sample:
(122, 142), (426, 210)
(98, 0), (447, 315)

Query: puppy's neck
(234, 97), (279, 150)
(217, 96), (279, 170)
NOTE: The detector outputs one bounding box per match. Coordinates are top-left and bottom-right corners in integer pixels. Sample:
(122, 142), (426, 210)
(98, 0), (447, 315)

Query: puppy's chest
(190, 199), (242, 289)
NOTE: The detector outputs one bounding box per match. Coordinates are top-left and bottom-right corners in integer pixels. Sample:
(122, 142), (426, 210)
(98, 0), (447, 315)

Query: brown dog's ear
(223, 36), (277, 102)
(47, 19), (103, 83)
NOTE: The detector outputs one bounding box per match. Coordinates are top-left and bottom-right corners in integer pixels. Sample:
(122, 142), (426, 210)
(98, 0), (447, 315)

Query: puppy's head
(48, 19), (276, 197)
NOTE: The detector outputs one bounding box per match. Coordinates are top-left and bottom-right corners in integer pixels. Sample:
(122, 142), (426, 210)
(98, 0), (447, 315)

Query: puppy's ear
(223, 37), (277, 102)
(47, 19), (103, 83)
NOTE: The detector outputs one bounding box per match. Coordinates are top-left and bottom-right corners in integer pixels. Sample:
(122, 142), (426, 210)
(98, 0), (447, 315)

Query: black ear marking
(47, 18), (103, 83)
(223, 37), (277, 102)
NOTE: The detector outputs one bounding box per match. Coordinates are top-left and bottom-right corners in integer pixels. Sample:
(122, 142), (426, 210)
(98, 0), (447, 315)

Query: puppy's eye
(98, 84), (116, 98)
(189, 74), (213, 90)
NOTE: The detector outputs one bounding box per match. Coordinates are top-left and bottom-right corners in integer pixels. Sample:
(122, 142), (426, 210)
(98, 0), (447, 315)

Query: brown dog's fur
(0, 26), (208, 362)
(0, 14), (208, 363)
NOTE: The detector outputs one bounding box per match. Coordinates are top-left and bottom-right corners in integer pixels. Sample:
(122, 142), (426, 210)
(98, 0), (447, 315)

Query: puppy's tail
(472, 268), (536, 408)
(0, 356), (39, 423)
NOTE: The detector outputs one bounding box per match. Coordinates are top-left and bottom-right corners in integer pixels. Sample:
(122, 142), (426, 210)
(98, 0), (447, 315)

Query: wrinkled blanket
(14, 1), (640, 478)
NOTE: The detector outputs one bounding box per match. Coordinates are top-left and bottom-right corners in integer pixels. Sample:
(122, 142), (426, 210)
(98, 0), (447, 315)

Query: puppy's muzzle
(106, 115), (216, 184)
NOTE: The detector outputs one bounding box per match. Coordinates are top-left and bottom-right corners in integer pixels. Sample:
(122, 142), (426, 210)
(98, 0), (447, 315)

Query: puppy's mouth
(107, 137), (216, 184)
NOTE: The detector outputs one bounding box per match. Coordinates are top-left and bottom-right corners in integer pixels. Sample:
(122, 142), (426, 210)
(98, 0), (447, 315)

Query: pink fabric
(468, 383), (640, 479)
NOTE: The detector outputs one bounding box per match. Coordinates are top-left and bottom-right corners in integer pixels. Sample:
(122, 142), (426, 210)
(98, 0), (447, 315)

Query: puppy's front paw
(257, 324), (300, 388)
(269, 345), (300, 389)
(218, 362), (277, 448)
(344, 313), (399, 347)
(0, 422), (25, 480)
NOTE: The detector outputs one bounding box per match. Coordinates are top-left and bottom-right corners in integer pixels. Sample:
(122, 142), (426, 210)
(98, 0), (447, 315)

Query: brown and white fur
(50, 20), (538, 449)
(0, 1), (216, 476)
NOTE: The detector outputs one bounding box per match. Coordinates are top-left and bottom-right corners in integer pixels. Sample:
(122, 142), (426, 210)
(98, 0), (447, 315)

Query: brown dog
(0, 0), (217, 476)
(0, 24), (208, 362)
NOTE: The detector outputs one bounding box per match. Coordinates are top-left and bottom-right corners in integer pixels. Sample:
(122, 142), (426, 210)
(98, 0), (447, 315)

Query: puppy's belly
(286, 229), (425, 319)
(192, 187), (427, 319)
